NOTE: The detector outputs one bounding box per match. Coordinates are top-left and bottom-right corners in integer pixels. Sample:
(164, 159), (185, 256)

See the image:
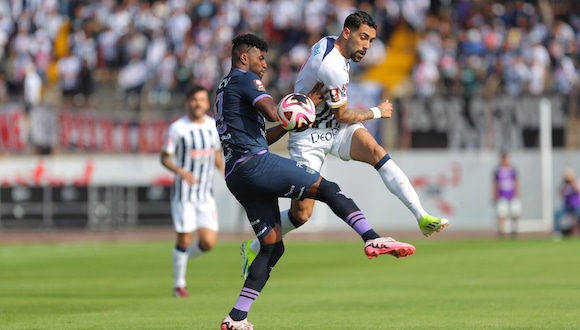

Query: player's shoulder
(230, 68), (260, 82)
(168, 115), (188, 129)
(311, 36), (337, 55)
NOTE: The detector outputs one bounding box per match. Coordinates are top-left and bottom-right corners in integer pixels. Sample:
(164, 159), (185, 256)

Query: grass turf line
(0, 237), (578, 329)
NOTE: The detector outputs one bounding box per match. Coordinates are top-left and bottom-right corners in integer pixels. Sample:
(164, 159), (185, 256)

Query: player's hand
(177, 168), (198, 185)
(377, 99), (393, 118)
(307, 81), (328, 107)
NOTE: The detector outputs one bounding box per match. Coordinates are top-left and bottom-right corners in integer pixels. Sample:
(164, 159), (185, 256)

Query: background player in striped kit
(160, 85), (225, 297)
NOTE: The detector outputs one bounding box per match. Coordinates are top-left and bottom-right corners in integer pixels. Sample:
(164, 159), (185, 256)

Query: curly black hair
(232, 33), (269, 54)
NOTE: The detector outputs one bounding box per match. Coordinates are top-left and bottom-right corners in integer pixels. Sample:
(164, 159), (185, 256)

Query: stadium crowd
(0, 0), (578, 112)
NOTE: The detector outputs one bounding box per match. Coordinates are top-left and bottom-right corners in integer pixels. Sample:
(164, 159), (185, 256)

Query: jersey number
(214, 91), (226, 134)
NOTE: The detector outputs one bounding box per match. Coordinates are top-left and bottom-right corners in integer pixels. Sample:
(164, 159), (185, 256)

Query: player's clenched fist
(377, 99), (393, 118)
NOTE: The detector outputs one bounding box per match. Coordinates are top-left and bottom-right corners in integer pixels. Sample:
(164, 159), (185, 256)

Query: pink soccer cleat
(364, 237), (416, 259)
(221, 315), (253, 330)
(173, 287), (190, 298)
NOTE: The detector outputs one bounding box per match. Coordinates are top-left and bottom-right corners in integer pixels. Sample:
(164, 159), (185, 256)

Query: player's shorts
(226, 152), (320, 240)
(171, 199), (219, 233)
(496, 197), (522, 218)
(287, 122), (366, 171)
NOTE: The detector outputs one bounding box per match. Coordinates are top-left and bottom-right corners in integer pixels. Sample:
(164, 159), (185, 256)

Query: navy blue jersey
(214, 68), (273, 176)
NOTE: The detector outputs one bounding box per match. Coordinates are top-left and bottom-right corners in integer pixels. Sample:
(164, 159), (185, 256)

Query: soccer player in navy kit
(216, 33), (416, 330)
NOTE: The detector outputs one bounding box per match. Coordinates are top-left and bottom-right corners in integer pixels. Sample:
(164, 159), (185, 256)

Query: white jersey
(295, 36), (350, 129)
(162, 114), (221, 203)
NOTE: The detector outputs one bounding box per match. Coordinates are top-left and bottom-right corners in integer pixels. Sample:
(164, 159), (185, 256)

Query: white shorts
(496, 198), (521, 218)
(288, 122), (365, 170)
(171, 199), (219, 233)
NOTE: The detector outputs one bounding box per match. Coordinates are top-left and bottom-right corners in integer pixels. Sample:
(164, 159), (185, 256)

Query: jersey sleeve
(239, 72), (272, 105)
(318, 61), (348, 109)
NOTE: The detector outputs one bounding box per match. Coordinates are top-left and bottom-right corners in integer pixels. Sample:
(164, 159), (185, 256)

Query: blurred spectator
(30, 30), (52, 81)
(77, 59), (94, 105)
(412, 51), (440, 98)
(56, 49), (82, 105)
(28, 105), (56, 155)
(23, 63), (42, 112)
(149, 49), (177, 106)
(97, 25), (120, 83)
(165, 5), (191, 54)
(554, 168), (580, 240)
(117, 52), (148, 112)
(527, 32), (550, 95)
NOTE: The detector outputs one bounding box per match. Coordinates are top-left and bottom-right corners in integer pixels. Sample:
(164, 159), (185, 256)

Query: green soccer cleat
(419, 215), (449, 237)
(240, 239), (257, 280)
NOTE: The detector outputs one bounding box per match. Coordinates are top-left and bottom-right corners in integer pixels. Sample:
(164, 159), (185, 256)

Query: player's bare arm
(331, 98), (393, 123)
(160, 151), (198, 185)
(266, 125), (288, 145)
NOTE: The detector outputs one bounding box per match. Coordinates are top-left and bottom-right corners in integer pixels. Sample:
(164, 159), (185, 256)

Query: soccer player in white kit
(161, 85), (224, 297)
(241, 10), (449, 278)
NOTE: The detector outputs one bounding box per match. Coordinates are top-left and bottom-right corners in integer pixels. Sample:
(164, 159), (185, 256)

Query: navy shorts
(226, 152), (320, 239)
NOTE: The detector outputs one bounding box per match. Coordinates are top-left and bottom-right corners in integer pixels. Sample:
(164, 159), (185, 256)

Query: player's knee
(291, 207), (312, 224)
(315, 178), (343, 202)
(198, 239), (216, 251)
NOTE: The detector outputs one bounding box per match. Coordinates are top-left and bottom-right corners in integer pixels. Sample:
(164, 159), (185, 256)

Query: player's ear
(341, 27), (350, 39)
(239, 52), (249, 65)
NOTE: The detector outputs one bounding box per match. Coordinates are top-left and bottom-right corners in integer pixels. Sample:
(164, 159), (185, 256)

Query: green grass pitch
(1, 236), (579, 329)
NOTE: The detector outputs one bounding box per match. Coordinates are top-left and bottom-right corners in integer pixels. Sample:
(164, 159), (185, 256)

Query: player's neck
(334, 38), (348, 60)
(188, 114), (205, 124)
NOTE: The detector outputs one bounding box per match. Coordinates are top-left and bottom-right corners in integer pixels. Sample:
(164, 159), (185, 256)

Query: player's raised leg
(349, 128), (449, 237)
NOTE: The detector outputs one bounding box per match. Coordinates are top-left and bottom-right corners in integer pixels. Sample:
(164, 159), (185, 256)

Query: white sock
(378, 158), (426, 221)
(280, 209), (297, 236)
(172, 247), (188, 288)
(249, 210), (297, 254)
(187, 240), (203, 259)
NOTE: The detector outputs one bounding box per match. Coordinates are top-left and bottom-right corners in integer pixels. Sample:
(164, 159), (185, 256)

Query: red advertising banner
(0, 108), (26, 152)
(58, 111), (174, 153)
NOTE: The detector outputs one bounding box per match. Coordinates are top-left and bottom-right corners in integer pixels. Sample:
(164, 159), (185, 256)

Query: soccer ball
(277, 93), (316, 132)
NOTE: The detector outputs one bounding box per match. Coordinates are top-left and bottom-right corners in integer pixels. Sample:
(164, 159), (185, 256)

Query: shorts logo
(283, 185), (296, 197)
(250, 219), (260, 226)
(296, 161), (317, 174)
(310, 131), (335, 143)
(253, 80), (265, 91)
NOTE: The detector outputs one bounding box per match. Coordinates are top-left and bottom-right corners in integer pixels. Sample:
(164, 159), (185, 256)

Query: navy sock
(315, 178), (380, 241)
(362, 229), (380, 241)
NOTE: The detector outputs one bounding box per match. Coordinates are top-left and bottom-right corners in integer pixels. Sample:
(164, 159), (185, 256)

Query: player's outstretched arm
(332, 99), (393, 123)
(266, 124), (287, 145)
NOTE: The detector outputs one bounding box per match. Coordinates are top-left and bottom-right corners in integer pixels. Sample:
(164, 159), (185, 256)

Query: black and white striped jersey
(162, 115), (221, 202)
